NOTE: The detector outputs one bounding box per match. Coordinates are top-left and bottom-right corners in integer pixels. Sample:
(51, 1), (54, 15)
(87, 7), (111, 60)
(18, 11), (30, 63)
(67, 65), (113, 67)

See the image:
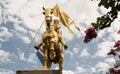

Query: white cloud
(108, 32), (120, 41)
(95, 62), (110, 72)
(62, 70), (74, 74)
(19, 52), (26, 61)
(19, 52), (37, 64)
(21, 36), (31, 44)
(95, 41), (114, 57)
(66, 50), (74, 58)
(75, 66), (86, 73)
(65, 0), (100, 23)
(9, 24), (31, 44)
(0, 43), (1, 48)
(43, 0), (58, 7)
(0, 6), (2, 24)
(28, 31), (35, 38)
(59, 0), (69, 4)
(90, 67), (96, 73)
(79, 48), (90, 57)
(61, 27), (74, 41)
(110, 14), (120, 31)
(106, 21), (120, 41)
(0, 27), (13, 42)
(98, 29), (107, 38)
(72, 48), (79, 54)
(7, 15), (22, 24)
(105, 58), (115, 64)
(0, 69), (13, 74)
(0, 50), (12, 64)
(1, 0), (44, 31)
(14, 24), (27, 33)
(27, 54), (37, 64)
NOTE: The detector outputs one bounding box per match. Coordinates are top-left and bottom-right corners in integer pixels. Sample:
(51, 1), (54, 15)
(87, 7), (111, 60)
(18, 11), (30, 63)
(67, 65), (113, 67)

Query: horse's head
(43, 6), (53, 24)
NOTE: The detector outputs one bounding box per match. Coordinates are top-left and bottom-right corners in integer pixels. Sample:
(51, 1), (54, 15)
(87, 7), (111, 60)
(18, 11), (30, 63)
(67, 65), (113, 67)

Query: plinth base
(16, 70), (61, 74)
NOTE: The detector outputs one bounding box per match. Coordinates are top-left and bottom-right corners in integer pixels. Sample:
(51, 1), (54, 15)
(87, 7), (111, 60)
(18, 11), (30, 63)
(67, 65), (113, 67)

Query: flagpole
(25, 20), (44, 53)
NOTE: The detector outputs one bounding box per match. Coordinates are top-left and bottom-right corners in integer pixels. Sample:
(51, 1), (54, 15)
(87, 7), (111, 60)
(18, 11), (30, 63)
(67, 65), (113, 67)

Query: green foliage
(92, 0), (120, 30)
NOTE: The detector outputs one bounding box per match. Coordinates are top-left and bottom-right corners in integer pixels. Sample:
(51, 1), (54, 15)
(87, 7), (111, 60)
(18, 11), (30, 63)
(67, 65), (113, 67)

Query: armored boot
(34, 42), (43, 50)
(34, 46), (39, 50)
(64, 44), (68, 49)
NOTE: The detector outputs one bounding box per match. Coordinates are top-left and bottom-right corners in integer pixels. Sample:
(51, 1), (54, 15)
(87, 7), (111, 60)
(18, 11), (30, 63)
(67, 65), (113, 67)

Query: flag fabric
(36, 50), (44, 66)
(52, 4), (60, 17)
(52, 4), (81, 34)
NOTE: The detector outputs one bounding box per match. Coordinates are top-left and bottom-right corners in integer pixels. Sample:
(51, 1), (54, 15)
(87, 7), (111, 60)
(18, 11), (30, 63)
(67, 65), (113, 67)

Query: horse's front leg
(50, 41), (56, 59)
(47, 61), (51, 70)
(58, 46), (64, 74)
(58, 59), (63, 74)
(43, 47), (49, 69)
(58, 52), (63, 71)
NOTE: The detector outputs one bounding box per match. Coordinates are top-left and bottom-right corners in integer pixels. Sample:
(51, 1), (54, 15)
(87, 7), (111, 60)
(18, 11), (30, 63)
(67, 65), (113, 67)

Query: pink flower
(114, 40), (120, 48)
(109, 68), (118, 73)
(117, 30), (120, 34)
(107, 49), (116, 56)
(118, 54), (120, 58)
(83, 27), (97, 43)
(114, 64), (118, 68)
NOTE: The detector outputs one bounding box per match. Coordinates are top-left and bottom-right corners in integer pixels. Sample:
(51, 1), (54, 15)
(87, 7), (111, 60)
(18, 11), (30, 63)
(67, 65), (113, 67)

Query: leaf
(98, 0), (108, 7)
(91, 23), (99, 31)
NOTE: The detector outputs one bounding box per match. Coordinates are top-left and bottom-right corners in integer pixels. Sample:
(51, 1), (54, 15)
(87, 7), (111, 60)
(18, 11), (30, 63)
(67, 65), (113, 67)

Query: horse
(40, 6), (67, 71)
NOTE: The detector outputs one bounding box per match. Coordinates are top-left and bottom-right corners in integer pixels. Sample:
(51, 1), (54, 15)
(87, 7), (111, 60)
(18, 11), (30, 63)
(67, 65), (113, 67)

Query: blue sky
(0, 0), (120, 74)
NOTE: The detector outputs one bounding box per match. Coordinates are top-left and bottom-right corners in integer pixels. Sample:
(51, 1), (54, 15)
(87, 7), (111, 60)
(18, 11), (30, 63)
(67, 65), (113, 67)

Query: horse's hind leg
(58, 59), (63, 74)
(44, 59), (48, 69)
(59, 44), (64, 71)
(47, 61), (51, 69)
(44, 58), (50, 70)
(58, 53), (63, 71)
(43, 48), (49, 69)
(58, 57), (63, 70)
(44, 55), (48, 69)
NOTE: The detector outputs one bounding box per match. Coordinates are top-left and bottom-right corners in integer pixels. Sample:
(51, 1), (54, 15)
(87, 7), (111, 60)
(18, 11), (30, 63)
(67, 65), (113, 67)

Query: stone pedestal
(16, 70), (61, 74)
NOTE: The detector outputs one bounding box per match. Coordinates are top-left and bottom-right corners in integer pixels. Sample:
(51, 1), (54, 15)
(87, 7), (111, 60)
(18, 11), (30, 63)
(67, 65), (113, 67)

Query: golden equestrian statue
(34, 7), (68, 71)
